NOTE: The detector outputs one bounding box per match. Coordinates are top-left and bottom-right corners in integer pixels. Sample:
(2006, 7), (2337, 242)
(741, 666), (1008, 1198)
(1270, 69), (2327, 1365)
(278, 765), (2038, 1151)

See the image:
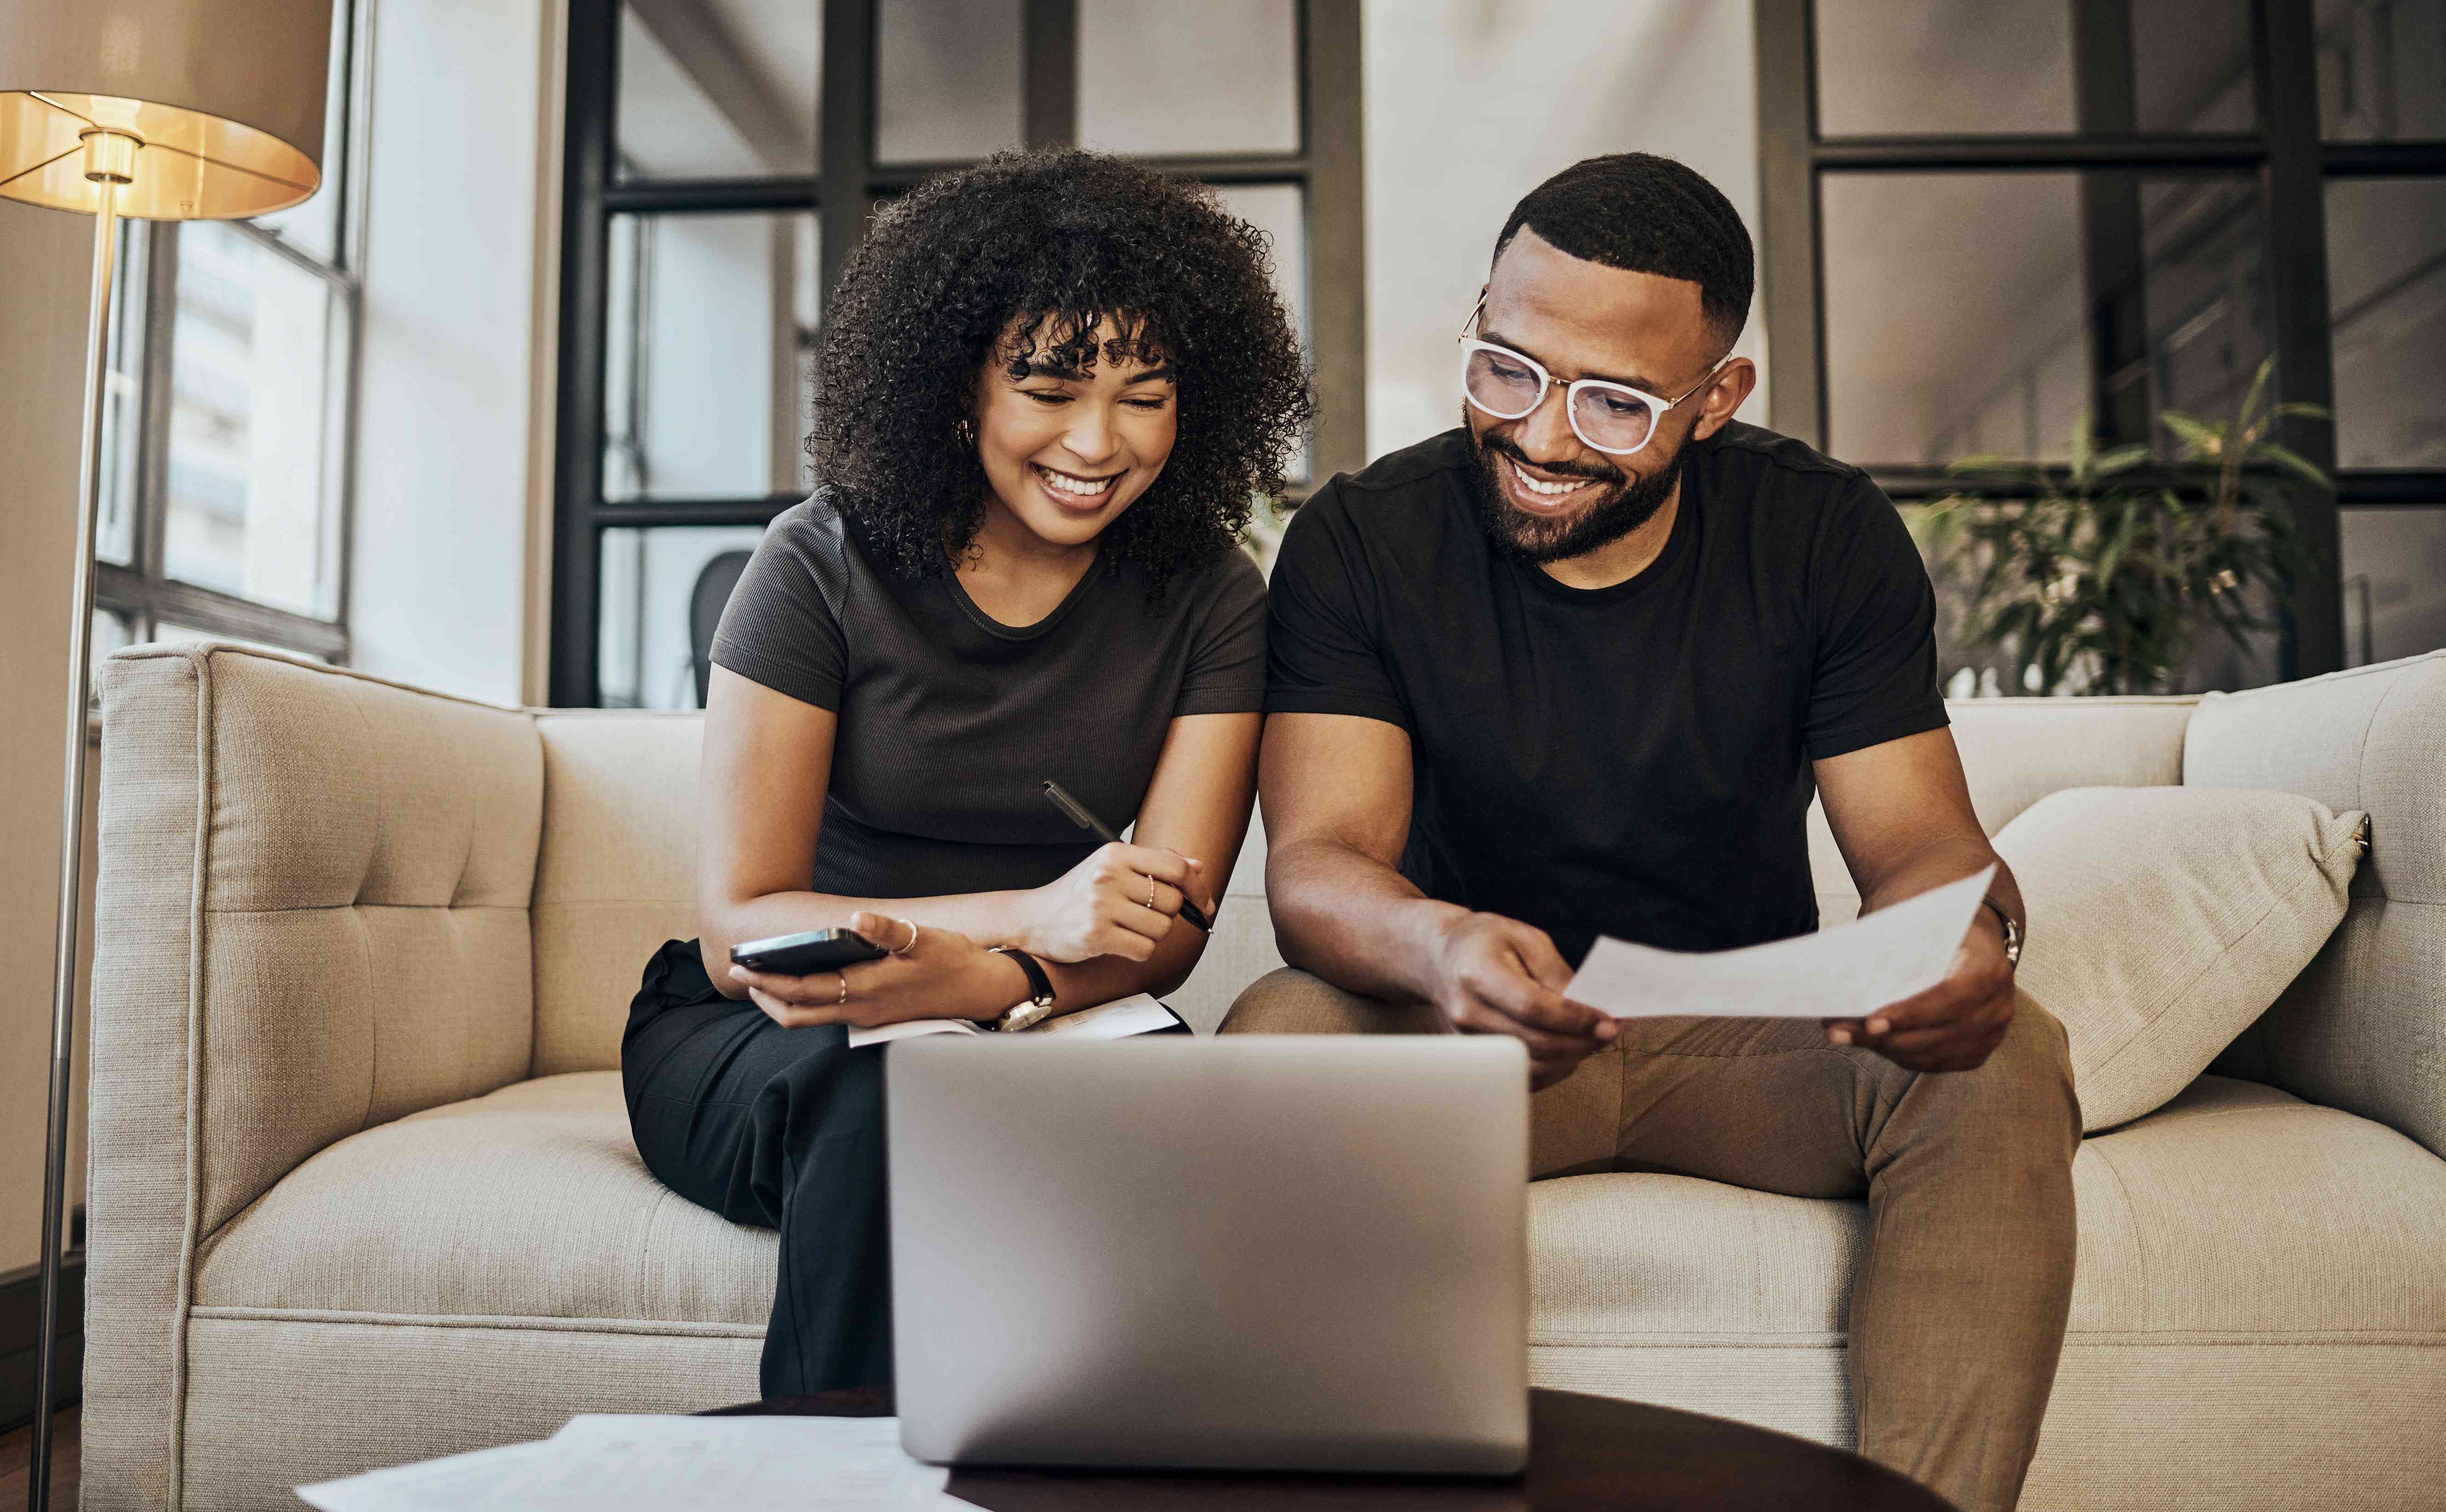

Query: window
(2341, 504), (2446, 664)
(1755, 0), (2446, 682)
(552, 0), (1365, 708)
(91, 0), (366, 670)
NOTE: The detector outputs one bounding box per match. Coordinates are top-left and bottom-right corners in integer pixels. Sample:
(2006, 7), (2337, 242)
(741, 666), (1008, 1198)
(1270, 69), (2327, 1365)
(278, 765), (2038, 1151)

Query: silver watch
(1981, 897), (2024, 967)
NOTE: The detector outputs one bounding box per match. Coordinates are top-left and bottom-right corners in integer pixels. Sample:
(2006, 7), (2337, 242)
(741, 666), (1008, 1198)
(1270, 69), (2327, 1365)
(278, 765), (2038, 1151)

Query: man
(1222, 154), (2079, 1512)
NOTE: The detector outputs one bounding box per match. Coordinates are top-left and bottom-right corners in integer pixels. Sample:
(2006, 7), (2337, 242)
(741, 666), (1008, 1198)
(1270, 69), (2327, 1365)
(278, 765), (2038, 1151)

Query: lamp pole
(29, 127), (127, 1512)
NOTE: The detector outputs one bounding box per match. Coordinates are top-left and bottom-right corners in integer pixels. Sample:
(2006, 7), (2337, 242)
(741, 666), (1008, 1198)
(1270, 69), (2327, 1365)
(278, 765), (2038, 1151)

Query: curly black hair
(810, 149), (1313, 596)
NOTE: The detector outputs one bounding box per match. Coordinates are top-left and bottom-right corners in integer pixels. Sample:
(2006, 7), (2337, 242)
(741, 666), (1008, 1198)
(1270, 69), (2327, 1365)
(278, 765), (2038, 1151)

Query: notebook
(846, 993), (1189, 1048)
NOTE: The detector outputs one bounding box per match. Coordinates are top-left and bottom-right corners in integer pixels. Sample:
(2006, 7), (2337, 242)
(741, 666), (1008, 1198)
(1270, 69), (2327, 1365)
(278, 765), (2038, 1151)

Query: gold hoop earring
(956, 419), (976, 448)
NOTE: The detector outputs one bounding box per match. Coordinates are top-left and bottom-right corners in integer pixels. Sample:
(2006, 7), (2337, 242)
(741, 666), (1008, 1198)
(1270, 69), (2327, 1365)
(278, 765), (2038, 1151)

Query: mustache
(1477, 431), (1623, 484)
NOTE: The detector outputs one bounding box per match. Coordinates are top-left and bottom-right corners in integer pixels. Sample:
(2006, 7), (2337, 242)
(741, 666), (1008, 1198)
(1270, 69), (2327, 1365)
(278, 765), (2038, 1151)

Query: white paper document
(296, 1416), (965, 1512)
(849, 991), (1180, 1047)
(474, 1415), (955, 1512)
(1566, 866), (1995, 1021)
(295, 1441), (555, 1512)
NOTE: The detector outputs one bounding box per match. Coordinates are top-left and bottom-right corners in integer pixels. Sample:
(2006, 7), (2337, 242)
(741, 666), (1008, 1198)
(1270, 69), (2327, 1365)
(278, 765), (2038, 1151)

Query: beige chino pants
(1219, 967), (2081, 1512)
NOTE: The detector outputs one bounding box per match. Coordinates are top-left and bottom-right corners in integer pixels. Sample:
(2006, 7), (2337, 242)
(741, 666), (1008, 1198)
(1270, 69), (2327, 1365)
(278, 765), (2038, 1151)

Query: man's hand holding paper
(1819, 868), (2024, 1073)
(1562, 866), (2013, 1073)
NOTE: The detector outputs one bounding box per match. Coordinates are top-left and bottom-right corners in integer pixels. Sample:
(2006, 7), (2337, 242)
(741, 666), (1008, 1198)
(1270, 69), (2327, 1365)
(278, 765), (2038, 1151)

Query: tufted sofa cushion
(154, 648), (543, 1235)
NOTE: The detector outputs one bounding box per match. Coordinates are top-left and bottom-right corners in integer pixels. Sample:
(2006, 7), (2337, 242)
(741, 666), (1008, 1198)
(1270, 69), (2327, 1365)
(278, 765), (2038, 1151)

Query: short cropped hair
(1494, 153), (1755, 352)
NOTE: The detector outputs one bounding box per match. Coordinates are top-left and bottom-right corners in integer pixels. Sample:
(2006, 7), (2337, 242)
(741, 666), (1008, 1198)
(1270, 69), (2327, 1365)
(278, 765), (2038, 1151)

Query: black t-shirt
(712, 495), (1269, 899)
(1266, 423), (1944, 966)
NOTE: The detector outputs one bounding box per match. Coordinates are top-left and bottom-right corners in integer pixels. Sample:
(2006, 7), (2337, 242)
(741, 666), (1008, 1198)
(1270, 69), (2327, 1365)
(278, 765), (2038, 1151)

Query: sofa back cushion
(1807, 696), (2196, 923)
(2187, 650), (2446, 1159)
(532, 711), (705, 1073)
(97, 646), (543, 1236)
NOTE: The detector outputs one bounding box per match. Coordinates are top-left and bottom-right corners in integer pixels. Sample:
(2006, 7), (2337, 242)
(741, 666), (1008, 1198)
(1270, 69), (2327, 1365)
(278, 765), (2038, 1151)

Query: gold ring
(1146, 873), (1157, 911)
(889, 917), (919, 955)
(835, 972), (850, 1006)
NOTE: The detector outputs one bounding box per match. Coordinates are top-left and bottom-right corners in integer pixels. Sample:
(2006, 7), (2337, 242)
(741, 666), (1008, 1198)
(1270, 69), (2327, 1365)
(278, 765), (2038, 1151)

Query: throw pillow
(1993, 786), (2366, 1132)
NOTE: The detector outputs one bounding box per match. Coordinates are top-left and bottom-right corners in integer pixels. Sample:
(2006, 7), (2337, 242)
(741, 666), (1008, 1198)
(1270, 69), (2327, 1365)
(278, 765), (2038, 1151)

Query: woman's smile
(1032, 461), (1122, 509)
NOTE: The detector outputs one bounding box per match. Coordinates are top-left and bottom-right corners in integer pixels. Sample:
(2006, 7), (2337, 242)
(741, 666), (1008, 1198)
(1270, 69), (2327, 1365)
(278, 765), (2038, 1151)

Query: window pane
(1078, 0), (1300, 156)
(1213, 184), (1307, 352)
(1815, 0), (2253, 135)
(1211, 183), (1308, 480)
(1822, 173), (2270, 466)
(164, 223), (344, 617)
(2131, 0), (2255, 132)
(96, 220), (147, 567)
(618, 0), (818, 179)
(2327, 179), (2446, 467)
(2341, 507), (2446, 666)
(2318, 0), (2446, 141)
(251, 0), (353, 264)
(605, 212), (819, 502)
(1825, 173), (2087, 463)
(877, 0), (1022, 165)
(598, 525), (769, 709)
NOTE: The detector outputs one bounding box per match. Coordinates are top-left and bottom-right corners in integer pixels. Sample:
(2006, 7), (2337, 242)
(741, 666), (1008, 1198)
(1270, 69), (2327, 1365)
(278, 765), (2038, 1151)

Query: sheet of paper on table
(295, 1441), (555, 1512)
(296, 1414), (971, 1512)
(1565, 866), (1995, 1021)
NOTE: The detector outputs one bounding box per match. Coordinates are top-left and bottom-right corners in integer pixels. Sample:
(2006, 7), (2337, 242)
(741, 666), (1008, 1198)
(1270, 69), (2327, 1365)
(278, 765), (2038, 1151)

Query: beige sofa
(83, 643), (2446, 1511)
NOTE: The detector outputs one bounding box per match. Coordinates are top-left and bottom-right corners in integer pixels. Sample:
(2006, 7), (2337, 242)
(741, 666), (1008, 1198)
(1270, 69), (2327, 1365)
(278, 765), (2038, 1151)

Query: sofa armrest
(83, 645), (542, 1508)
(2188, 650), (2446, 1160)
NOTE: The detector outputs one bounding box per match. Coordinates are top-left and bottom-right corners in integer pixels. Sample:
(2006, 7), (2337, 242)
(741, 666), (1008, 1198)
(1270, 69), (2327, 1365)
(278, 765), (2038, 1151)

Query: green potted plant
(1915, 357), (2329, 696)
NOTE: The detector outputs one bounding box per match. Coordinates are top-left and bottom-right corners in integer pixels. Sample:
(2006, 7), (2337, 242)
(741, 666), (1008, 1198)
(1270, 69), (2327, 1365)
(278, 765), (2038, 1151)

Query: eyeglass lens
(1462, 346), (1657, 453)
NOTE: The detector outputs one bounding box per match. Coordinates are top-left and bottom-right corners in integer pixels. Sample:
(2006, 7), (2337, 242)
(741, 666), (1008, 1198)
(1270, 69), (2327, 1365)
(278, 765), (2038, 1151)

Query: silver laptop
(887, 1034), (1530, 1475)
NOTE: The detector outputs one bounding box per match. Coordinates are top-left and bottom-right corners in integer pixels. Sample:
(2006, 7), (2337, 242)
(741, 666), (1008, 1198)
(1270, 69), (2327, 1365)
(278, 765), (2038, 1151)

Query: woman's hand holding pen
(729, 911), (1024, 1029)
(1016, 842), (1205, 963)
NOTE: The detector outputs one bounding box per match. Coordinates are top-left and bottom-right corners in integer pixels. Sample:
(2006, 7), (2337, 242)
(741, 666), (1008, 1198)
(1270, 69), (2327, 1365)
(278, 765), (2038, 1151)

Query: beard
(1463, 415), (1682, 565)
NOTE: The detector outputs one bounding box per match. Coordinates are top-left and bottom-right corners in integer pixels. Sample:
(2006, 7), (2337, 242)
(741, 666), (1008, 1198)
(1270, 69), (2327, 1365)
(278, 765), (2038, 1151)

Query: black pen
(1041, 779), (1214, 931)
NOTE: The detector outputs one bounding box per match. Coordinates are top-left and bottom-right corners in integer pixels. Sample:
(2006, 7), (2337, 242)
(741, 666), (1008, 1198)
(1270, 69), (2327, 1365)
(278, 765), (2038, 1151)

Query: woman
(621, 150), (1311, 1397)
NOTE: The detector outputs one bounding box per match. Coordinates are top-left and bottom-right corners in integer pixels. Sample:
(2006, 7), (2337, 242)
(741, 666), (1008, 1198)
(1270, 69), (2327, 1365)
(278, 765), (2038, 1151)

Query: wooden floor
(0, 1406), (81, 1510)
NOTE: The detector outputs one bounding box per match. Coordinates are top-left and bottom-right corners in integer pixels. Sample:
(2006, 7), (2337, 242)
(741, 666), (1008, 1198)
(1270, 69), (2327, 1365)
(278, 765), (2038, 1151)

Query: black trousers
(621, 938), (894, 1394)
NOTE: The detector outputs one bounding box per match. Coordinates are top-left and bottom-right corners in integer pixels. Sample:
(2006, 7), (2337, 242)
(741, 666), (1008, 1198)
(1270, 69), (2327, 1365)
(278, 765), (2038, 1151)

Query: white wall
(1362, 0), (1763, 460)
(347, 0), (557, 707)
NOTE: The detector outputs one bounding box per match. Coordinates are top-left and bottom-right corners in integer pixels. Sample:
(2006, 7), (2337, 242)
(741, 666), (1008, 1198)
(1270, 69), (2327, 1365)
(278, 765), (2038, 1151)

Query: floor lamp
(0, 7), (331, 1510)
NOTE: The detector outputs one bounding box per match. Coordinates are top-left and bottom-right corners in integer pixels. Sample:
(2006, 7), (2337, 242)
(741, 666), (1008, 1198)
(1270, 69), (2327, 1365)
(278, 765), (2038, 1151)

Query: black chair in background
(689, 549), (756, 709)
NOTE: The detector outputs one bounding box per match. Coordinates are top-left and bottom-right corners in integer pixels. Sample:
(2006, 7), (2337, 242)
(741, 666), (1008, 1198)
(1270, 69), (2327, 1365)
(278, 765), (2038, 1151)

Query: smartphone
(729, 928), (889, 975)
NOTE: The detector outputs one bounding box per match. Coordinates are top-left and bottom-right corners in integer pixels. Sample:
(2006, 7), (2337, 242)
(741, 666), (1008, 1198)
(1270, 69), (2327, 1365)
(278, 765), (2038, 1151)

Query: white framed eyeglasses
(1458, 297), (1727, 457)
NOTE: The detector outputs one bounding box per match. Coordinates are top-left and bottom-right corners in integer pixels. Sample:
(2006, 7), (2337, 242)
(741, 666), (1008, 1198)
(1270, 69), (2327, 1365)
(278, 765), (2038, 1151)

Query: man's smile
(1498, 452), (1605, 514)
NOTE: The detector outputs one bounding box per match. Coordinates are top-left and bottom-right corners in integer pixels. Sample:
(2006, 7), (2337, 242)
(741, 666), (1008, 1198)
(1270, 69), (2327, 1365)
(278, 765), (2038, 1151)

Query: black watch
(989, 947), (1057, 1032)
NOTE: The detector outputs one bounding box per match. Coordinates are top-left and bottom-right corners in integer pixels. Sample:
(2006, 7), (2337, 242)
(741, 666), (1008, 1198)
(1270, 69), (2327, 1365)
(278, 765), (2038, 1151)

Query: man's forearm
(1859, 835), (2023, 931)
(1267, 836), (1472, 1004)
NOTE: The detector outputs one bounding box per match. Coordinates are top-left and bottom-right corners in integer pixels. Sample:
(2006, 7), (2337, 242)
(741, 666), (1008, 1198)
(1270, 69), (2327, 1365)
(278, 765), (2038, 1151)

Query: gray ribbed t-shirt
(711, 495), (1268, 900)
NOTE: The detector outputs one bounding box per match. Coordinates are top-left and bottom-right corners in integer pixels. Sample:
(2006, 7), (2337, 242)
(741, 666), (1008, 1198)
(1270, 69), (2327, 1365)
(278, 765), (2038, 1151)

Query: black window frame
(1753, 0), (2446, 681)
(549, 0), (1365, 708)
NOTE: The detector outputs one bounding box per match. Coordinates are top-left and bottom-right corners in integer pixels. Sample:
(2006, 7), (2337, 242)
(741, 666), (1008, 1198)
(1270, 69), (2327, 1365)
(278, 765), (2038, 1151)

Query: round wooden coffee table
(708, 1388), (1955, 1510)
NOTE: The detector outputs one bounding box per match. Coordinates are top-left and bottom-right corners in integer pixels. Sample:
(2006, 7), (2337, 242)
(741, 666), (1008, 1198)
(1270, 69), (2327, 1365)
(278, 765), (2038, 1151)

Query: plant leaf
(2231, 354), (2273, 422)
(2252, 442), (2333, 490)
(2158, 411), (2226, 456)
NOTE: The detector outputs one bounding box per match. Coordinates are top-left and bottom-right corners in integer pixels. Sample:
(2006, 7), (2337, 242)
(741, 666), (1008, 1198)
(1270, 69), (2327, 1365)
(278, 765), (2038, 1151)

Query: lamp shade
(0, 0), (332, 220)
